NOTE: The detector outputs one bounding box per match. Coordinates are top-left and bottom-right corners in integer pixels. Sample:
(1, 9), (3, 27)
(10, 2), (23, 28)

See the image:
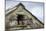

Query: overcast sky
(6, 0), (44, 23)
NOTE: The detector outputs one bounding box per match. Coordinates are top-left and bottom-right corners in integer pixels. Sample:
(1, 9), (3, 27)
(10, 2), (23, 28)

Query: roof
(5, 3), (44, 25)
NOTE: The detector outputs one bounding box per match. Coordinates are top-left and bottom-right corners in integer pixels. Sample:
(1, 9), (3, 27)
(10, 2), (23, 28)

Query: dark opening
(17, 15), (24, 25)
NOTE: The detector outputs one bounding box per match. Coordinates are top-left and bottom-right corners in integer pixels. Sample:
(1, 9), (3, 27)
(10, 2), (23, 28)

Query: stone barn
(5, 3), (44, 30)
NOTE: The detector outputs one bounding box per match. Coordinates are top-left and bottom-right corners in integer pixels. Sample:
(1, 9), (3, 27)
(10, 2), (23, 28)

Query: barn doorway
(17, 15), (24, 25)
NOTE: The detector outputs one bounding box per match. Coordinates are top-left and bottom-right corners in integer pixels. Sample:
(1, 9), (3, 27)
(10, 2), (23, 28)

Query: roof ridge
(5, 3), (24, 12)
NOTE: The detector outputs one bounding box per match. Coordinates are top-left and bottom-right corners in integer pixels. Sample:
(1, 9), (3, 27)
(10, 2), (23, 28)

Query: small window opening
(17, 15), (24, 25)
